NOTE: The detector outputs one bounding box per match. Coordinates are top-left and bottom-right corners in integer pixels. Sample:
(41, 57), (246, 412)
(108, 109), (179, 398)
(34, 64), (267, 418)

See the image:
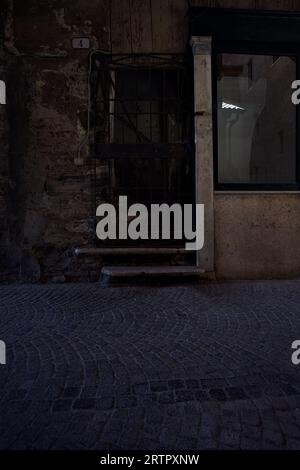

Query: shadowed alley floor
(1, 281), (300, 450)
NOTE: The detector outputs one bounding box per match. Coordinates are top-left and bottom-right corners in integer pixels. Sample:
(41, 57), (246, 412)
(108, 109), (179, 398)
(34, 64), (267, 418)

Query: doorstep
(101, 266), (205, 278)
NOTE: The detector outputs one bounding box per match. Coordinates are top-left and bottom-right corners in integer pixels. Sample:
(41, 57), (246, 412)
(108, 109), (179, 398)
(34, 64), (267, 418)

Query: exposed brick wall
(1, 1), (110, 282)
(0, 2), (11, 280)
(0, 0), (299, 283)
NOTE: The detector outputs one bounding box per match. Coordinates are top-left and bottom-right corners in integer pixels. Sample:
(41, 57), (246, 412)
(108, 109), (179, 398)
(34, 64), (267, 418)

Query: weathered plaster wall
(0, 0), (110, 282)
(0, 1), (13, 280)
(215, 194), (300, 279)
(0, 0), (196, 283)
(1, 0), (300, 282)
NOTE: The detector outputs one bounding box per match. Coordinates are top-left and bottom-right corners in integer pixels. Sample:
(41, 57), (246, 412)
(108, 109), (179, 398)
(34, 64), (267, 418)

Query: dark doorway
(91, 53), (194, 247)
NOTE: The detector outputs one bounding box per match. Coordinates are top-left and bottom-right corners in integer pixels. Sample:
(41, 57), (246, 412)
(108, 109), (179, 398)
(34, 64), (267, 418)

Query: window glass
(217, 53), (297, 185)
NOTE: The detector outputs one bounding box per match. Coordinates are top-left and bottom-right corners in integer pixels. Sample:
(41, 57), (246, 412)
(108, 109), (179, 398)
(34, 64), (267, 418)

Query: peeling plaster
(53, 8), (72, 32)
(4, 0), (19, 55)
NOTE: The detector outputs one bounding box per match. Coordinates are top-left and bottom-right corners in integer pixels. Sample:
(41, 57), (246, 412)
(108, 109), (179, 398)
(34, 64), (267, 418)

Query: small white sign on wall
(72, 37), (90, 49)
(0, 80), (6, 105)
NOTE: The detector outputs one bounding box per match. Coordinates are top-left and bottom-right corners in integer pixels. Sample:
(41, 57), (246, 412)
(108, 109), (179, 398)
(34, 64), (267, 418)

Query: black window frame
(213, 41), (300, 191)
(189, 7), (300, 191)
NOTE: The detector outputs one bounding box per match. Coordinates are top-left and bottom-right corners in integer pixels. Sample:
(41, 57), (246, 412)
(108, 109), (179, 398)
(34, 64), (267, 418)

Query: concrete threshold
(101, 266), (205, 278)
(75, 247), (187, 256)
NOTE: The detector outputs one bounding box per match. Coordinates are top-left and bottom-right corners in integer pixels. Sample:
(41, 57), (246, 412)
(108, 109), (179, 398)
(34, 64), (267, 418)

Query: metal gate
(91, 53), (194, 246)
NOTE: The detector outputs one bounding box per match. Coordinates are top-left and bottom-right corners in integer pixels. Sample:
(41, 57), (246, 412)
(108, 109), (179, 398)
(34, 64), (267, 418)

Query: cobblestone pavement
(1, 281), (300, 450)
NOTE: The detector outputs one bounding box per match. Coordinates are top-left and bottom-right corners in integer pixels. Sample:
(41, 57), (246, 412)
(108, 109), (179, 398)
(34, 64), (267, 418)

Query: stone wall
(1, 0), (300, 282)
(0, 1), (110, 282)
(214, 194), (300, 280)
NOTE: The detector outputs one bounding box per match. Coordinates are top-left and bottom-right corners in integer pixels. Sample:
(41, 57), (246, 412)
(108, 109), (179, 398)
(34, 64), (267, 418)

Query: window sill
(214, 191), (300, 195)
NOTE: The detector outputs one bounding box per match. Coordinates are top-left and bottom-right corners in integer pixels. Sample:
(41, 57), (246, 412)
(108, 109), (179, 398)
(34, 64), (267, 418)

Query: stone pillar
(190, 36), (214, 273)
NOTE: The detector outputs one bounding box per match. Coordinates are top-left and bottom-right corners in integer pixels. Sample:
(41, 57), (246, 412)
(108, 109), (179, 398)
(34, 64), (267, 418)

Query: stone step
(75, 247), (187, 256)
(101, 266), (205, 279)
